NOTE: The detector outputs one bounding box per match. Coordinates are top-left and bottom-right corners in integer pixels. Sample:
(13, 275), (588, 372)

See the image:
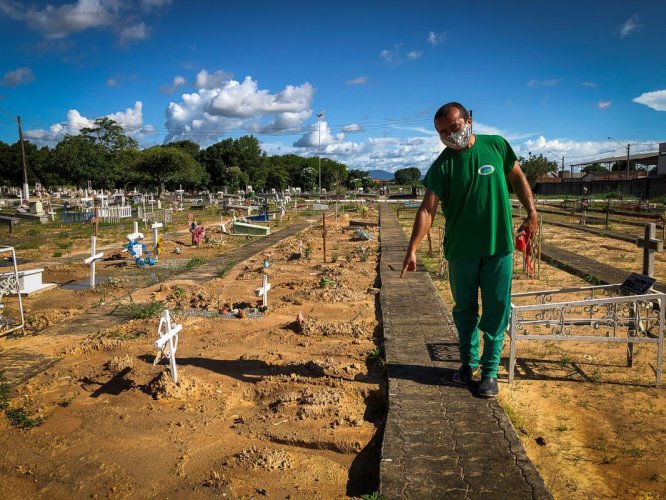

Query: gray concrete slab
(378, 204), (551, 499)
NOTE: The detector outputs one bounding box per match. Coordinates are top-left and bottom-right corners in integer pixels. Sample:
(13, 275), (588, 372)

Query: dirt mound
(62, 337), (124, 356)
(25, 309), (78, 334)
(105, 354), (135, 375)
(298, 318), (368, 338)
(234, 446), (293, 472)
(146, 370), (212, 400)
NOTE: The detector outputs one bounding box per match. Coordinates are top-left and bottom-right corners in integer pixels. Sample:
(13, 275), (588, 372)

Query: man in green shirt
(400, 102), (537, 397)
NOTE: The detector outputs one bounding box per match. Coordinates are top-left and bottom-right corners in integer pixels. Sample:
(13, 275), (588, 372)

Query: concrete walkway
(378, 205), (551, 499)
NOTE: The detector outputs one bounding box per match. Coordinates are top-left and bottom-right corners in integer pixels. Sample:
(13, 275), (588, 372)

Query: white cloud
(160, 75), (186, 94)
(581, 81), (597, 88)
(619, 14), (641, 39)
(117, 22), (148, 46)
(633, 89), (666, 111)
(0, 0), (170, 44)
(527, 78), (562, 88)
(0, 67), (34, 87)
(427, 31), (445, 46)
(293, 120), (344, 147)
(342, 123), (363, 133)
(194, 69), (233, 89)
(380, 44), (422, 65)
(346, 76), (368, 85)
(24, 101), (153, 145)
(165, 76), (314, 143)
(597, 100), (612, 109)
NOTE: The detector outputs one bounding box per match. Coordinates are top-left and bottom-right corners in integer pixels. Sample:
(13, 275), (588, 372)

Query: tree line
(0, 118), (380, 194)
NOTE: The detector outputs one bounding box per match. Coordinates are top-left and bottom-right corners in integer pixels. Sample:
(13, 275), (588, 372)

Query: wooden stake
(322, 212), (327, 263)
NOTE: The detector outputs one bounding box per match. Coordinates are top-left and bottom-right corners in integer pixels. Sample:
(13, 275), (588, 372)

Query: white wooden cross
(151, 222), (163, 249)
(154, 309), (182, 383)
(83, 236), (104, 289)
(636, 223), (664, 278)
(255, 274), (271, 308)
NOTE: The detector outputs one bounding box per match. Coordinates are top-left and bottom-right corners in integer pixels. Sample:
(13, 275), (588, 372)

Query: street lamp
(0, 106), (29, 200)
(607, 137), (631, 181)
(317, 112), (324, 195)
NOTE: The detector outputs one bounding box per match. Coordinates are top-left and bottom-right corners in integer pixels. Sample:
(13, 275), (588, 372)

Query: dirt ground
(0, 206), (384, 499)
(402, 208), (666, 500)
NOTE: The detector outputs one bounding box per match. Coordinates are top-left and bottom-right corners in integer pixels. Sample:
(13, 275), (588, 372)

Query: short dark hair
(434, 102), (469, 121)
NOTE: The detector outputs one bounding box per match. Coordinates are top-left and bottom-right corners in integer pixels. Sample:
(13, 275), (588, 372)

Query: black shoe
(477, 377), (498, 398)
(451, 365), (479, 386)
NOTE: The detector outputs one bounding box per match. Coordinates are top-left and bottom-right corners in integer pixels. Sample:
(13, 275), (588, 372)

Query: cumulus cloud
(342, 123), (363, 133)
(619, 14), (641, 39)
(346, 76), (368, 85)
(527, 78), (562, 88)
(427, 31), (445, 46)
(194, 69), (233, 89)
(597, 100), (612, 109)
(633, 89), (666, 111)
(160, 75), (186, 94)
(293, 120), (344, 148)
(407, 50), (423, 60)
(0, 67), (35, 87)
(0, 0), (170, 45)
(165, 76), (314, 143)
(24, 101), (154, 145)
(117, 22), (148, 46)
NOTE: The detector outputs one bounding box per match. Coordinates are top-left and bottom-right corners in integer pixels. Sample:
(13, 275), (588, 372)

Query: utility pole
(317, 112), (324, 195)
(626, 143), (631, 182)
(0, 107), (29, 200)
(17, 116), (29, 200)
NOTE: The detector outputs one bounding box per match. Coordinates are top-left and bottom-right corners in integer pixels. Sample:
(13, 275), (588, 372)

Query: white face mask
(441, 122), (471, 150)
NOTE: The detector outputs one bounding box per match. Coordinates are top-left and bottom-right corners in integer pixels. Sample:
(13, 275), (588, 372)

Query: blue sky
(0, 0), (665, 174)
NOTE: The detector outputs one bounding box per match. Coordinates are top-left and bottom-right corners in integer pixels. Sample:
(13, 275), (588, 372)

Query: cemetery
(0, 186), (665, 498)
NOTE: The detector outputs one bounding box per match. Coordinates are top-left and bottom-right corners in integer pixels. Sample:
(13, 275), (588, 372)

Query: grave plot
(396, 205), (666, 499)
(0, 208), (384, 499)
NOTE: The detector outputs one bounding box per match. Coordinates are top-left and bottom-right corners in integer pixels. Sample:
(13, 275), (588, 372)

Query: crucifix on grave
(84, 235), (104, 289)
(636, 223), (663, 278)
(152, 222), (163, 259)
(255, 274), (271, 308)
(154, 309), (182, 383)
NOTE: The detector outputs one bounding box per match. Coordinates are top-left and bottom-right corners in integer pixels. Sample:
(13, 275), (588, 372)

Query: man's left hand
(517, 211), (538, 236)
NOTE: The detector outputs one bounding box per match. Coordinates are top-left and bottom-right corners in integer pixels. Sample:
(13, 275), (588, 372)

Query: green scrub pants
(448, 252), (512, 378)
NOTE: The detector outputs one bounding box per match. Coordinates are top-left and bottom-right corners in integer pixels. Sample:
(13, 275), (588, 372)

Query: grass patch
(217, 262), (235, 278)
(119, 294), (165, 319)
(184, 257), (207, 269)
(52, 251), (63, 258)
(0, 371), (43, 429)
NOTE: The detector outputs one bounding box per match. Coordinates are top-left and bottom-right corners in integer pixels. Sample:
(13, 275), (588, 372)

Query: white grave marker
(151, 222), (163, 247)
(83, 236), (104, 289)
(154, 309), (182, 383)
(255, 274), (271, 308)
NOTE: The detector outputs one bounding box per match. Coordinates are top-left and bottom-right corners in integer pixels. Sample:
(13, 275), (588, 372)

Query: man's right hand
(400, 251), (417, 277)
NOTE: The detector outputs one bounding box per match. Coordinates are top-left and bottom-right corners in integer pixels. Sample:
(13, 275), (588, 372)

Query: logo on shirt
(478, 165), (495, 176)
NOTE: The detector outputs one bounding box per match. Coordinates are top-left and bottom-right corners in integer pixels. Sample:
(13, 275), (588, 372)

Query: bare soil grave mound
(0, 208), (384, 499)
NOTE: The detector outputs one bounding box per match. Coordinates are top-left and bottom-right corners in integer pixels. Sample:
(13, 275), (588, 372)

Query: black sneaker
(451, 365), (480, 386)
(477, 377), (498, 398)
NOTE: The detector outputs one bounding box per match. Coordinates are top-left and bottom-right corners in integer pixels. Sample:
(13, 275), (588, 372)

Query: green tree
(51, 135), (111, 188)
(394, 167), (422, 185)
(133, 146), (208, 194)
(517, 153), (558, 188)
(582, 163), (608, 173)
(611, 160), (636, 172)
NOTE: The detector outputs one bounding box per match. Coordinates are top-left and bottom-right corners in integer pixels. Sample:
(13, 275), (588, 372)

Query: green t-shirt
(423, 134), (517, 260)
